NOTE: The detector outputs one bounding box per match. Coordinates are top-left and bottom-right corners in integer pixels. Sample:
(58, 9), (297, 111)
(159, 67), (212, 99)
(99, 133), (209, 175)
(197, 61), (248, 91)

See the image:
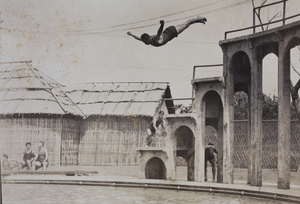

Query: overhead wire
(34, 59), (192, 73)
(0, 0), (250, 73)
(1, 0), (250, 36)
(59, 0), (251, 35)
(64, 0), (226, 33)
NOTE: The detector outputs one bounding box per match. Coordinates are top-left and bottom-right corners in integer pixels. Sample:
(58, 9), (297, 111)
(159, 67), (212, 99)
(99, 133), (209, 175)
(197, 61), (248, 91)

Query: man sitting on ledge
(19, 142), (35, 170)
(32, 141), (49, 171)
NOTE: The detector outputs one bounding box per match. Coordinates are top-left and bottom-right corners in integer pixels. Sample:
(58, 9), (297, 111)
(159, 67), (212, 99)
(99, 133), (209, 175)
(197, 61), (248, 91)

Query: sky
(1, 0), (300, 101)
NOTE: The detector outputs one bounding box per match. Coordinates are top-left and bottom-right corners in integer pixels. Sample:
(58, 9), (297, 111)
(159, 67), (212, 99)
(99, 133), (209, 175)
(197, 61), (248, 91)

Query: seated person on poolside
(19, 142), (35, 170)
(2, 153), (19, 170)
(32, 141), (49, 171)
(127, 16), (207, 47)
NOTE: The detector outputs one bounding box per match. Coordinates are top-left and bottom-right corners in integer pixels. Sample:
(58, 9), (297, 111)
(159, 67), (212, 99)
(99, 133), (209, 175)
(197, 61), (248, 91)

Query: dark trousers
(205, 156), (216, 181)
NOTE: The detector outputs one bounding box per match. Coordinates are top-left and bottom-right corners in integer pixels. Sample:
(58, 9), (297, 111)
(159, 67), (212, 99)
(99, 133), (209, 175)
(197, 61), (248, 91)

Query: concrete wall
(220, 20), (300, 189)
(192, 78), (226, 183)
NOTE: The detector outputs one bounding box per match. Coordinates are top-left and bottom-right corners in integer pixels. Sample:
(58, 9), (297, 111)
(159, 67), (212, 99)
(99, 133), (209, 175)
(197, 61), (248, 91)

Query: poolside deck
(2, 166), (300, 203)
(3, 174), (300, 203)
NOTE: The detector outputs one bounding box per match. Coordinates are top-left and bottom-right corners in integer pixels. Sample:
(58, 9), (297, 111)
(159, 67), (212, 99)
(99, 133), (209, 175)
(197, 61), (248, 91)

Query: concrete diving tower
(219, 20), (300, 189)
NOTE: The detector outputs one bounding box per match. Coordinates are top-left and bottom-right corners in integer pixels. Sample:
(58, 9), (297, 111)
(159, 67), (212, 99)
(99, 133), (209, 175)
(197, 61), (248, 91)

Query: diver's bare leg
(175, 17), (207, 34)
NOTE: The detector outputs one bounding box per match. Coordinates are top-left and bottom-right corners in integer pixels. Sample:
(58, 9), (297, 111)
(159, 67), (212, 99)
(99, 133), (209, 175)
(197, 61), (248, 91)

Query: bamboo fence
(1, 116), (299, 168)
(78, 116), (152, 166)
(60, 118), (81, 166)
(205, 126), (219, 147)
(205, 120), (300, 169)
(0, 117), (62, 166)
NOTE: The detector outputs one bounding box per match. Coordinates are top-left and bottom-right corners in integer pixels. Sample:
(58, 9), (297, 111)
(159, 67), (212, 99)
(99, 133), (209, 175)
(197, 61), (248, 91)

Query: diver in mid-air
(127, 16), (207, 47)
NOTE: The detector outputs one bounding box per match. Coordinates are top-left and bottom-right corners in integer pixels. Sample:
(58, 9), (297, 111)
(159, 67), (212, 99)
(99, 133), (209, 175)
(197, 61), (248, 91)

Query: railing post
(283, 0), (286, 25)
(192, 66), (196, 99)
(253, 8), (256, 33)
(192, 66), (196, 80)
(0, 157), (2, 204)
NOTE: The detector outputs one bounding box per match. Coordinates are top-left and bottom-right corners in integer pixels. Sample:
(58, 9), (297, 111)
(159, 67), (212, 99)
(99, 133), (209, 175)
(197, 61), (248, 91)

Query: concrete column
(165, 124), (176, 180)
(247, 85), (251, 185)
(217, 111), (224, 183)
(251, 51), (263, 186)
(194, 89), (205, 182)
(249, 48), (263, 186)
(277, 41), (290, 189)
(187, 148), (195, 181)
(222, 51), (234, 184)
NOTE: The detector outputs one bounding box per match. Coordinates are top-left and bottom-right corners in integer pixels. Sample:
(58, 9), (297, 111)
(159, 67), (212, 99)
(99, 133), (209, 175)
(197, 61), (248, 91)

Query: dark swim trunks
(163, 26), (178, 42)
(148, 118), (163, 134)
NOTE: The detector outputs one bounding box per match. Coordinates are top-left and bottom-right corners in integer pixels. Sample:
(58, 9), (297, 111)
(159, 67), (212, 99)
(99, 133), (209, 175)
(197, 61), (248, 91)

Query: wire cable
(64, 0), (226, 33)
(62, 0), (251, 35)
(0, 0), (250, 36)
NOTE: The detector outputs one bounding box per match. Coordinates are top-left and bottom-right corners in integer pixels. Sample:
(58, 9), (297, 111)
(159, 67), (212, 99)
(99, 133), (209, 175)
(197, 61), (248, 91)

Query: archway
(174, 126), (195, 181)
(229, 51), (252, 184)
(263, 53), (278, 97)
(262, 53), (279, 185)
(230, 51), (251, 94)
(290, 43), (300, 182)
(145, 157), (167, 179)
(233, 91), (249, 184)
(202, 90), (224, 183)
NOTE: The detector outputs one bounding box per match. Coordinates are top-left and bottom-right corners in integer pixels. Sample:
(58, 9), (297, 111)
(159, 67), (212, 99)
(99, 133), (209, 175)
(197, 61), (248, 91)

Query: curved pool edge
(3, 176), (300, 203)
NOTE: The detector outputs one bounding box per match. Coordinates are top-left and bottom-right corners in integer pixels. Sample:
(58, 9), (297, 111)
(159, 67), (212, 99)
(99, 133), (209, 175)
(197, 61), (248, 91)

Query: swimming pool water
(2, 184), (289, 204)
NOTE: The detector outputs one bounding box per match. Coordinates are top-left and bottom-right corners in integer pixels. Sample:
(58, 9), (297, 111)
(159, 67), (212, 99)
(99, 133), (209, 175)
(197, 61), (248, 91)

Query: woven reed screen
(78, 116), (152, 166)
(60, 119), (81, 166)
(205, 120), (300, 169)
(0, 118), (62, 166)
(2, 117), (299, 168)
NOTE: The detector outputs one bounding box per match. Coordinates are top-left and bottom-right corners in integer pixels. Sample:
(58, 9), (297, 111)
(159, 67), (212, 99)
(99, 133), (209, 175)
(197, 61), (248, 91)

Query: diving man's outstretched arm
(156, 20), (164, 36)
(127, 32), (142, 41)
(151, 20), (164, 42)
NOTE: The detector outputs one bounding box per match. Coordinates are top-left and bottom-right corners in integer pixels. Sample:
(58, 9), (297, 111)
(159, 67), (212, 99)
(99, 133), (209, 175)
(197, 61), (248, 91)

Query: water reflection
(2, 184), (288, 204)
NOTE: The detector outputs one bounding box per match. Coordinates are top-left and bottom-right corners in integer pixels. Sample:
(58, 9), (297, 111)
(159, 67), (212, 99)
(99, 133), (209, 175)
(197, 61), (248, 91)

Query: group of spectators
(2, 141), (48, 171)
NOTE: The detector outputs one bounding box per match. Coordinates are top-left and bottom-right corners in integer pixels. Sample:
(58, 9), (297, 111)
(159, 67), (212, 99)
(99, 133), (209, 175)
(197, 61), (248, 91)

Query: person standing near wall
(205, 142), (218, 182)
